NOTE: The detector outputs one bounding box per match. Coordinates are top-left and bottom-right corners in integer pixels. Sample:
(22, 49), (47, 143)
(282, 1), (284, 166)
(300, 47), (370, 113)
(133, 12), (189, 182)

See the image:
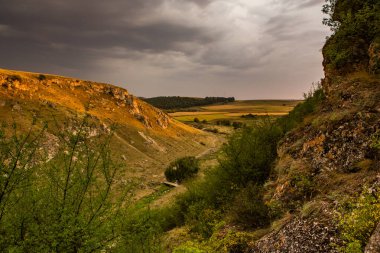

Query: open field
(169, 100), (301, 123)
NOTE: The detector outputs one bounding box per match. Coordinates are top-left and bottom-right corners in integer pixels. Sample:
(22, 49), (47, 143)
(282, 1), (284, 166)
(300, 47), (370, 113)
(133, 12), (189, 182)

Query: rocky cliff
(248, 1), (380, 252)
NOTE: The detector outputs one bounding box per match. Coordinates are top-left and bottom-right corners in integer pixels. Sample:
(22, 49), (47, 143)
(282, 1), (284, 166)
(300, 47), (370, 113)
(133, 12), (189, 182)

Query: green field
(169, 100), (301, 123)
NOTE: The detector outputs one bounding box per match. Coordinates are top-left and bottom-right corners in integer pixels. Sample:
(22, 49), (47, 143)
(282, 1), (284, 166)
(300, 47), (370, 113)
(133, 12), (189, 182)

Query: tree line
(141, 96), (235, 110)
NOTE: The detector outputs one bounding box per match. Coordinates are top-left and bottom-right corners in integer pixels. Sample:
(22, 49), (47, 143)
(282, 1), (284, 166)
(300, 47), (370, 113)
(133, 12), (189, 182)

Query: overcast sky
(0, 0), (330, 99)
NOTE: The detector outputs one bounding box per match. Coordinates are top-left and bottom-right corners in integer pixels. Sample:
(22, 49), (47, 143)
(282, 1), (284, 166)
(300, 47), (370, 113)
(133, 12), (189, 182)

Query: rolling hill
(0, 68), (219, 192)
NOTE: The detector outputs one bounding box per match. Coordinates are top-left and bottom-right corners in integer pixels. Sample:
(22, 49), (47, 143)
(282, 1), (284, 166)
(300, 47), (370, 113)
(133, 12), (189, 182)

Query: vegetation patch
(165, 156), (200, 183)
(337, 185), (380, 253)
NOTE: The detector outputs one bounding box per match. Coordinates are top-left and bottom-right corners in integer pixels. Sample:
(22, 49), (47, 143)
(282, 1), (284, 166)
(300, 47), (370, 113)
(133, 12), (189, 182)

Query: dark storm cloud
(0, 0), (217, 52)
(0, 0), (329, 99)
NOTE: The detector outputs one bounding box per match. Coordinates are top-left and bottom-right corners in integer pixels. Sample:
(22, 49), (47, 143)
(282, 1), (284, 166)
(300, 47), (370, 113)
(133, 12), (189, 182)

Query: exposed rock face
(0, 71), (172, 129)
(282, 113), (380, 173)
(249, 205), (341, 253)
(365, 223), (380, 253)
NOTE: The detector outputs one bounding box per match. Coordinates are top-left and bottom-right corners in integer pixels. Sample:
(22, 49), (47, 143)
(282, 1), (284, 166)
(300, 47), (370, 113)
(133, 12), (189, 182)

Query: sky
(0, 0), (330, 99)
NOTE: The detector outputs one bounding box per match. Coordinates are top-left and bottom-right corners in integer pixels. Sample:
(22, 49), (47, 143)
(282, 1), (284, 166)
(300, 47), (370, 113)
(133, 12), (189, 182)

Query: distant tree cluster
(142, 96), (235, 110)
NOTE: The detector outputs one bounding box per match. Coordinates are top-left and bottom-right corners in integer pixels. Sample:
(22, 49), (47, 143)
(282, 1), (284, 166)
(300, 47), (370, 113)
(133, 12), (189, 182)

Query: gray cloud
(276, 0), (323, 9)
(0, 0), (330, 99)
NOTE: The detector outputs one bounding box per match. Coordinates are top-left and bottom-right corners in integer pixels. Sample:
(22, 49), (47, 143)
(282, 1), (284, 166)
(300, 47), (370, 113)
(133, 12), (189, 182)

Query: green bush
(232, 121), (244, 129)
(338, 186), (380, 253)
(228, 183), (269, 228)
(220, 120), (282, 187)
(277, 83), (324, 132)
(165, 157), (200, 183)
(119, 208), (166, 253)
(0, 118), (126, 252)
(322, 0), (380, 72)
(186, 204), (222, 238)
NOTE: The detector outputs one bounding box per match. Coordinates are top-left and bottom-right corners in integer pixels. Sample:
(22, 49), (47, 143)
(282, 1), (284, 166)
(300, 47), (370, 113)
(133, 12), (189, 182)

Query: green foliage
(0, 118), (127, 252)
(170, 119), (282, 240)
(173, 241), (205, 253)
(165, 157), (200, 183)
(119, 208), (165, 253)
(338, 186), (380, 253)
(228, 183), (269, 228)
(221, 120), (282, 187)
(322, 0), (380, 72)
(370, 132), (380, 150)
(232, 121), (244, 129)
(172, 229), (258, 253)
(186, 205), (222, 238)
(277, 83), (325, 132)
(289, 172), (315, 201)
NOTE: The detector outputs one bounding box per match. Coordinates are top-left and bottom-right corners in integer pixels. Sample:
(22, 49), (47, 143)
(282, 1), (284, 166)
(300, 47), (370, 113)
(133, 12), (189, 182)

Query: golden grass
(170, 100), (301, 122)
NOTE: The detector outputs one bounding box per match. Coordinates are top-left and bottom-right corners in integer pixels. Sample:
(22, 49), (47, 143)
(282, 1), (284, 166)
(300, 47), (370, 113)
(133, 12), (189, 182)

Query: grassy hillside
(0, 68), (220, 195)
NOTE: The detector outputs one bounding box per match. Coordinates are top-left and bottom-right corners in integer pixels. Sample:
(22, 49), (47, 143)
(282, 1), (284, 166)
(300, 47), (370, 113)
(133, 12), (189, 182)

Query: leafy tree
(165, 157), (200, 183)
(0, 117), (129, 252)
(322, 0), (380, 72)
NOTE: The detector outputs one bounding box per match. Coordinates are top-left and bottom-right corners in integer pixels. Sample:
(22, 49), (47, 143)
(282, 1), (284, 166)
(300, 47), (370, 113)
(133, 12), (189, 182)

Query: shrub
(216, 120), (231, 126)
(289, 173), (315, 201)
(120, 208), (166, 253)
(37, 74), (47, 81)
(338, 186), (380, 253)
(277, 83), (325, 132)
(165, 157), (200, 183)
(6, 75), (21, 82)
(228, 183), (269, 228)
(186, 205), (222, 238)
(322, 0), (380, 72)
(232, 121), (244, 129)
(0, 118), (126, 252)
(194, 118), (200, 123)
(220, 120), (282, 187)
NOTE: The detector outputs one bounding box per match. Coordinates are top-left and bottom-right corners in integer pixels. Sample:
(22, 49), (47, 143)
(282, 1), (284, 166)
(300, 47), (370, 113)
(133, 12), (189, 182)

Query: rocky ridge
(248, 1), (380, 251)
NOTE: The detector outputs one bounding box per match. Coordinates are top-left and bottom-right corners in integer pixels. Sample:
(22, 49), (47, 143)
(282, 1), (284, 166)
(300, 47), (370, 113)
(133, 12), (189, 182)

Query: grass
(132, 185), (173, 210)
(0, 68), (224, 207)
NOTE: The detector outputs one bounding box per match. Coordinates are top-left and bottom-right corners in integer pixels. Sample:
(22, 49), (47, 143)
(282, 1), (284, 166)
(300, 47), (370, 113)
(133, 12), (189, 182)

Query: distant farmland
(169, 100), (301, 123)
